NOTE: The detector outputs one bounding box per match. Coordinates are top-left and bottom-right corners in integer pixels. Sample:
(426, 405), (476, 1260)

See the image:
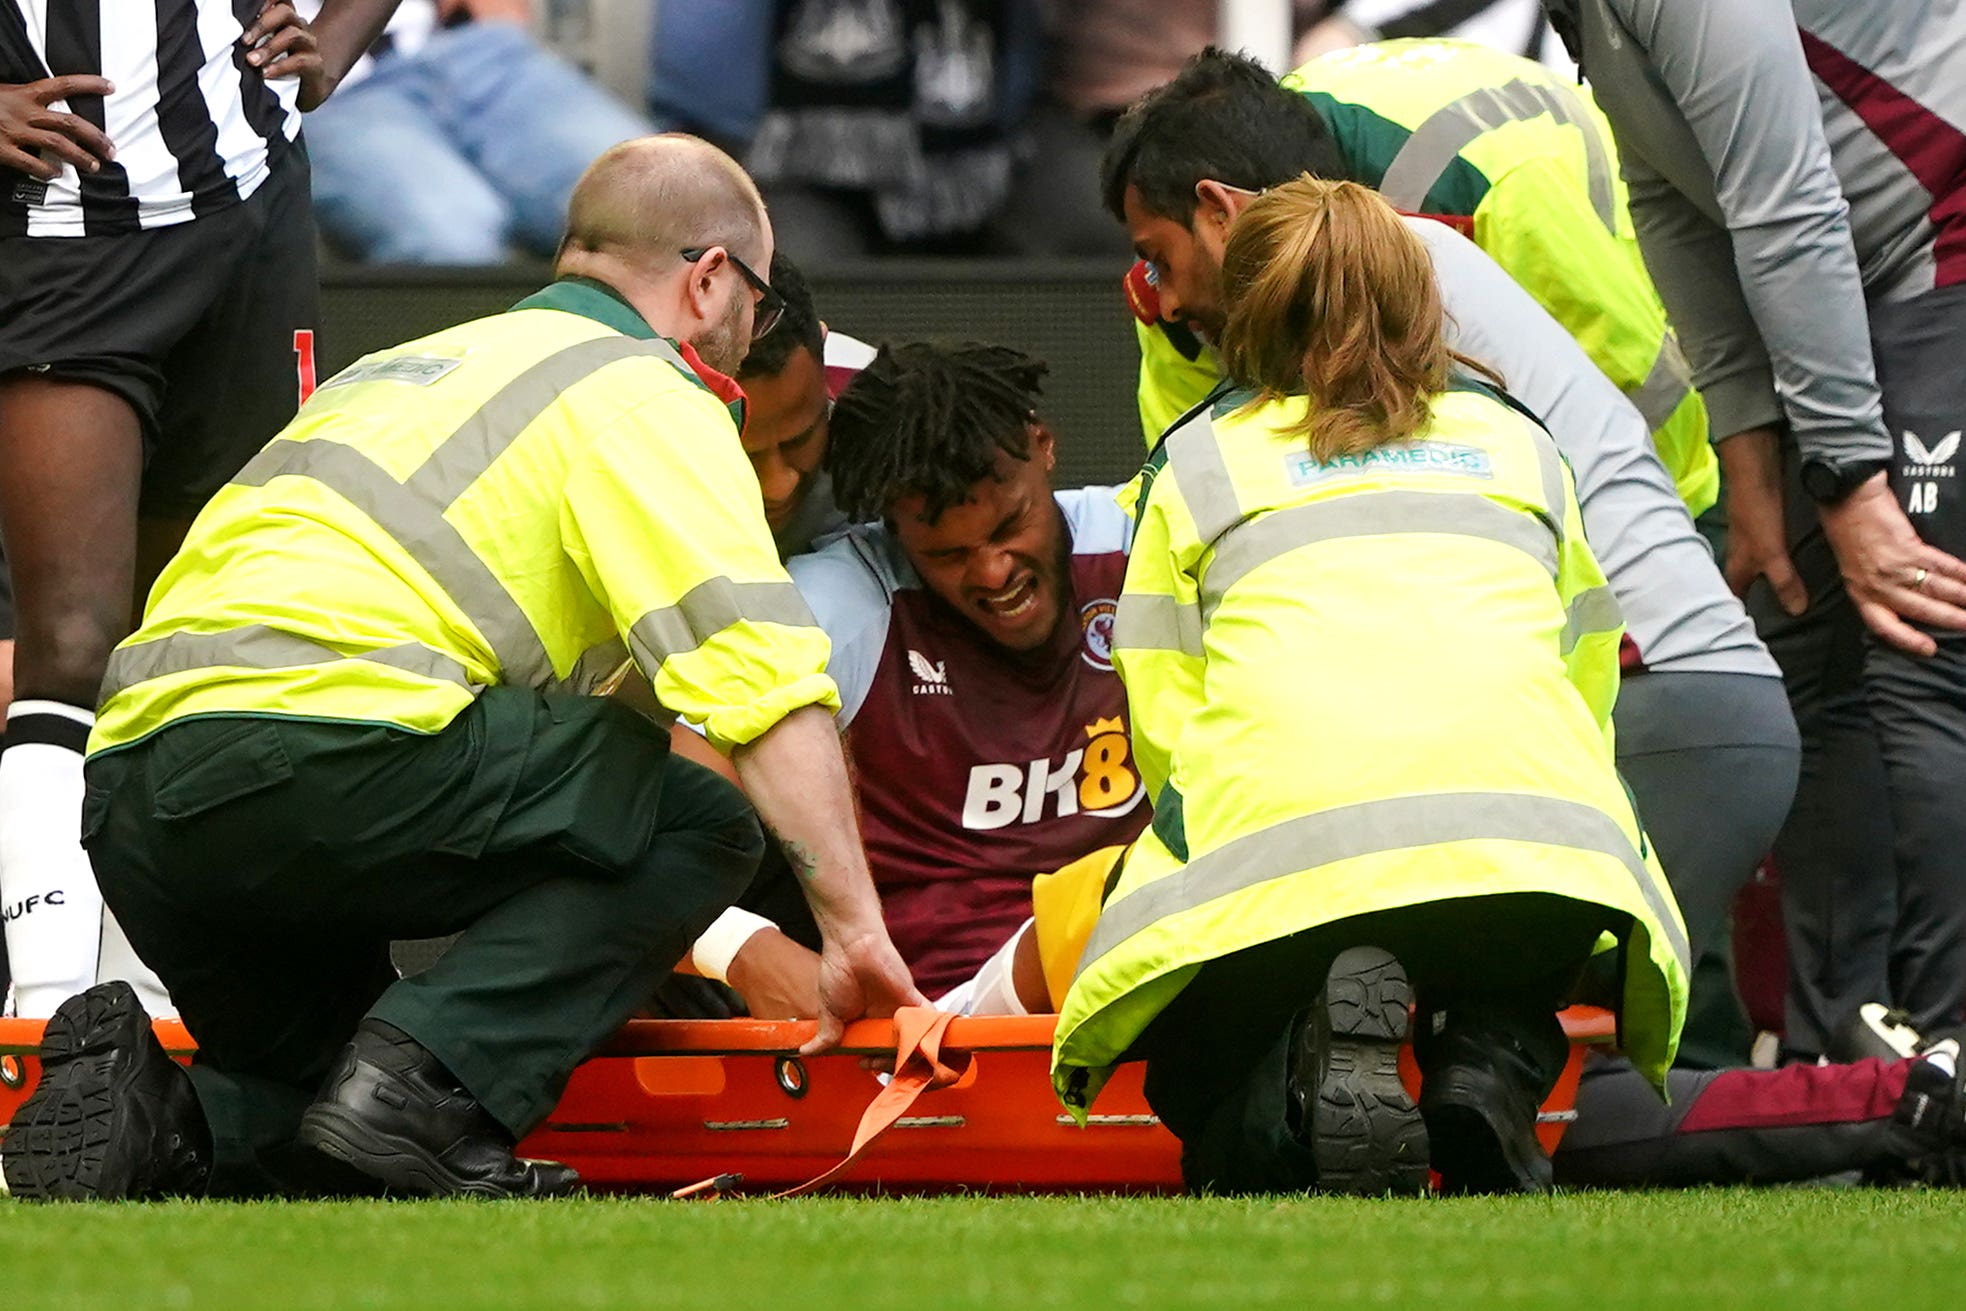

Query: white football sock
(933, 919), (1035, 1017)
(0, 700), (171, 1018)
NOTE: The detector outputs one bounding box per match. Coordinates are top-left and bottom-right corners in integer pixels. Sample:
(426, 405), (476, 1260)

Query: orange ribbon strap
(671, 1007), (973, 1201)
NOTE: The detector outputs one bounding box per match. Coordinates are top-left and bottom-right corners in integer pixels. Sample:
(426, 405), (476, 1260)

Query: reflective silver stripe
(406, 336), (687, 510)
(1628, 334), (1693, 434)
(231, 335), (685, 689)
(627, 578), (817, 673)
(1198, 491), (1560, 618)
(1561, 585), (1623, 655)
(234, 440), (557, 688)
(1076, 791), (1690, 981)
(1380, 79), (1618, 233)
(1164, 412), (1243, 544)
(1546, 78), (1619, 235)
(553, 637), (631, 695)
(1113, 593), (1204, 659)
(1529, 423), (1569, 546)
(99, 625), (476, 704)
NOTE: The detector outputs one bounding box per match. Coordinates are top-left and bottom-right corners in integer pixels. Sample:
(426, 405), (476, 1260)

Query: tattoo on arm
(778, 837), (821, 883)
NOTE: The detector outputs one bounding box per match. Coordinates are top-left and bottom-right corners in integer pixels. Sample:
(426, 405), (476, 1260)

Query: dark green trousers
(82, 688), (763, 1196)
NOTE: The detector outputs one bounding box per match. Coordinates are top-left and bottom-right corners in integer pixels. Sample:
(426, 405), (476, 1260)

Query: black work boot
(3, 981), (211, 1201)
(1289, 946), (1430, 1195)
(296, 1020), (579, 1199)
(1415, 1002), (1568, 1195)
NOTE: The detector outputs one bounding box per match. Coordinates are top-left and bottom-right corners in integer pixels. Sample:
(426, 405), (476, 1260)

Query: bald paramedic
(3, 135), (922, 1204)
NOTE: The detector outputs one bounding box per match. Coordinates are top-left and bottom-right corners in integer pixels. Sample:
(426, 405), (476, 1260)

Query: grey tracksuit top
(1547, 0), (1966, 466)
(1412, 217), (1776, 679)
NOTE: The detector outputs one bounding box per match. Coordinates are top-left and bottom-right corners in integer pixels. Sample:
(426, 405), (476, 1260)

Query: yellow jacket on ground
(93, 278), (838, 757)
(1054, 381), (1689, 1113)
(1135, 39), (1718, 517)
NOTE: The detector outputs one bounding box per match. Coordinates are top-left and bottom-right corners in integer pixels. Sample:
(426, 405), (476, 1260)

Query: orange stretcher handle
(669, 1006), (976, 1201)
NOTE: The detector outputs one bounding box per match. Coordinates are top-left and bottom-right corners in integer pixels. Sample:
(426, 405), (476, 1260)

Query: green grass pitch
(6, 1190), (1958, 1310)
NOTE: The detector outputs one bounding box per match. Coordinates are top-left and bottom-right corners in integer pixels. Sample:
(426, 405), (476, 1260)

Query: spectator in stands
(654, 1), (1114, 258)
(302, 0), (651, 263)
(645, 0), (773, 155)
(732, 254), (875, 561)
(1007, 1), (1329, 258)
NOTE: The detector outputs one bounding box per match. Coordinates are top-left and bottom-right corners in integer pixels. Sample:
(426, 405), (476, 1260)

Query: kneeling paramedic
(1052, 179), (1689, 1196)
(2, 135), (922, 1202)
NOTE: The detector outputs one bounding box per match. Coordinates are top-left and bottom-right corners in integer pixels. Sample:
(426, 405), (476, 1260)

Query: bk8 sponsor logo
(960, 716), (1144, 831)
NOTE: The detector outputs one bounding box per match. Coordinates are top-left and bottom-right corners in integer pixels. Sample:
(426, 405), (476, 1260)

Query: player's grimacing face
(892, 434), (1066, 654)
(1123, 183), (1227, 341)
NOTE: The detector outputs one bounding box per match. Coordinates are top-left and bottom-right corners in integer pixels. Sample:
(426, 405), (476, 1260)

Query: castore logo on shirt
(908, 649), (951, 695)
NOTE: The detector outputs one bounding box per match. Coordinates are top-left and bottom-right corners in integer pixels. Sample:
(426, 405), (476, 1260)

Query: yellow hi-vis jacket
(1053, 381), (1690, 1114)
(92, 278), (838, 757)
(1134, 38), (1718, 518)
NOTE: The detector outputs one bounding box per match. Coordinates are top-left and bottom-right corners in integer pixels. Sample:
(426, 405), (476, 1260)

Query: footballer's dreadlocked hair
(828, 341), (1050, 523)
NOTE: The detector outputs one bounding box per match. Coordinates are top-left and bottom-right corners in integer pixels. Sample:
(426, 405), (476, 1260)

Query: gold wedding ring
(1911, 566), (1930, 591)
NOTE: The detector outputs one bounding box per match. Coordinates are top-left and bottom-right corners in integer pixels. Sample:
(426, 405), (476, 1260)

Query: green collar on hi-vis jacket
(512, 275), (663, 341)
(511, 276), (749, 432)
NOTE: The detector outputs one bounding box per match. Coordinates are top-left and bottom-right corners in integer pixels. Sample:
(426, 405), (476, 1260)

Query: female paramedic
(1050, 178), (1689, 1197)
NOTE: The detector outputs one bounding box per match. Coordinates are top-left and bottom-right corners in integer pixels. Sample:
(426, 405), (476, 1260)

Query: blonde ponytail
(1217, 177), (1479, 461)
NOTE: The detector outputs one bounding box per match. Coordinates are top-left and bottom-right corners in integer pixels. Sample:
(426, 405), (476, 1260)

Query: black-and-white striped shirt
(0, 0), (302, 237)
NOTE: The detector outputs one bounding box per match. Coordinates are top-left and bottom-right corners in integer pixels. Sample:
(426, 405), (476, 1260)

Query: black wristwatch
(1800, 456), (1890, 505)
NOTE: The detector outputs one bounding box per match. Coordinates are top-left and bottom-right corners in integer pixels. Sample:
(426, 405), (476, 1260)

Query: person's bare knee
(15, 611), (126, 706)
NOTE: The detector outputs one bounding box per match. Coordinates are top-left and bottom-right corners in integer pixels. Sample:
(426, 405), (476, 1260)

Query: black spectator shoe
(296, 1020), (579, 1199)
(2, 981), (211, 1201)
(1291, 946), (1430, 1195)
(1417, 1004), (1567, 1195)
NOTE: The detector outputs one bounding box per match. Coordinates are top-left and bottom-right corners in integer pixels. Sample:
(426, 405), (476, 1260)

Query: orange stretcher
(0, 1008), (1617, 1195)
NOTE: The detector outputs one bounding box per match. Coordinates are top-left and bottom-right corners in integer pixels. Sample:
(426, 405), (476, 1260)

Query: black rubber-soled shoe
(2, 981), (211, 1201)
(295, 1020), (579, 1200)
(1419, 1064), (1552, 1195)
(1296, 946), (1430, 1196)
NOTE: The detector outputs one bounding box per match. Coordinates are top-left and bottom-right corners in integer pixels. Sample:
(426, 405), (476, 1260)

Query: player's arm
(242, 0), (403, 110)
(1614, 0), (1880, 466)
(563, 382), (922, 1049)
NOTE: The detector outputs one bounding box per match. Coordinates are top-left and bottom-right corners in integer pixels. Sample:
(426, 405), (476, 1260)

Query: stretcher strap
(670, 1007), (973, 1201)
